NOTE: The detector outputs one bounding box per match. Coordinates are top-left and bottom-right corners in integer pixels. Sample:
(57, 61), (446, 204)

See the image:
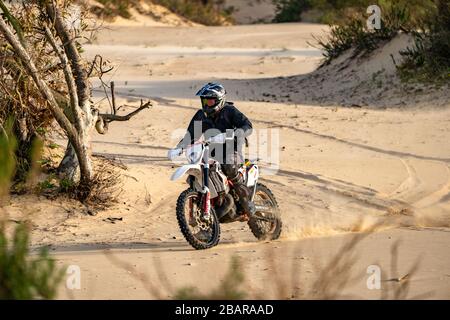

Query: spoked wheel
(248, 183), (282, 240)
(176, 189), (220, 250)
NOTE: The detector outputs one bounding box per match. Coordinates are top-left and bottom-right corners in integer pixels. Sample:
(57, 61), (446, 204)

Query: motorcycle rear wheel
(176, 189), (221, 250)
(248, 183), (282, 240)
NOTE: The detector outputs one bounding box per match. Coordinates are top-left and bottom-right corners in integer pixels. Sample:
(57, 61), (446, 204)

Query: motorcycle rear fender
(171, 164), (202, 181)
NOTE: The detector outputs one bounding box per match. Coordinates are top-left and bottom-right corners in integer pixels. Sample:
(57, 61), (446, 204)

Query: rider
(176, 82), (256, 217)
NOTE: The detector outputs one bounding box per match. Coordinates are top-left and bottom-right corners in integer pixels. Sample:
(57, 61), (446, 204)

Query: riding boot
(230, 174), (256, 217)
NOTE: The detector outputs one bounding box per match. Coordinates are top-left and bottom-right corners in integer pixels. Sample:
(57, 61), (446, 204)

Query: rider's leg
(230, 173), (256, 216)
(222, 153), (256, 216)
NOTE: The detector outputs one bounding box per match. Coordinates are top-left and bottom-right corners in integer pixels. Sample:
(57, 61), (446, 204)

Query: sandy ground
(55, 229), (450, 299)
(4, 22), (450, 299)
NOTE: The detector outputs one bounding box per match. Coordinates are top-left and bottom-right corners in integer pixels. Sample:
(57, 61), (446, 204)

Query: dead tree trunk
(44, 3), (96, 185)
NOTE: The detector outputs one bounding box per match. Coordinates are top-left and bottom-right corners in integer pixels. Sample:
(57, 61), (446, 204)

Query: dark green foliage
(312, 0), (449, 83)
(0, 119), (16, 199)
(59, 177), (76, 193)
(0, 223), (65, 299)
(398, 0), (450, 82)
(0, 122), (65, 300)
(272, 0), (311, 23)
(272, 0), (434, 24)
(96, 0), (134, 19)
(315, 3), (411, 64)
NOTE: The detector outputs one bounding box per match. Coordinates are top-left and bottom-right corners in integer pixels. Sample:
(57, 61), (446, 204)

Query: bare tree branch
(88, 55), (115, 113)
(43, 25), (81, 131)
(99, 76), (113, 113)
(87, 54), (102, 78)
(110, 81), (117, 114)
(1, 1), (152, 191)
(0, 14), (92, 184)
(100, 100), (152, 122)
(45, 1), (89, 110)
(0, 16), (77, 143)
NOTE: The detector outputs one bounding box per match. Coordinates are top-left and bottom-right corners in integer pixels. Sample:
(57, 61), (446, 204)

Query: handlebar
(206, 131), (235, 144)
(168, 132), (235, 160)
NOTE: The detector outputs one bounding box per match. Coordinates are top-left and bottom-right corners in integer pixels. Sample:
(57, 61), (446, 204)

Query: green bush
(0, 121), (65, 300)
(0, 120), (16, 200)
(398, 0), (450, 83)
(315, 2), (411, 64)
(272, 0), (311, 23)
(272, 0), (434, 24)
(310, 0), (449, 83)
(95, 0), (134, 19)
(0, 223), (65, 299)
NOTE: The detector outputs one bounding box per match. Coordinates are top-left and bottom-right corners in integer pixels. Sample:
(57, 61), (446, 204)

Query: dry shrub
(0, 1), (102, 183)
(29, 151), (125, 212)
(70, 154), (125, 211)
(0, 1), (80, 181)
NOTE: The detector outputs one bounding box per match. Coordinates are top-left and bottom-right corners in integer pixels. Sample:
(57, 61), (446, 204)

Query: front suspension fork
(250, 179), (258, 202)
(201, 164), (211, 220)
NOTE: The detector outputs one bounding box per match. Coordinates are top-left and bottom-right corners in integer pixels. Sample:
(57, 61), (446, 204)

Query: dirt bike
(168, 132), (282, 250)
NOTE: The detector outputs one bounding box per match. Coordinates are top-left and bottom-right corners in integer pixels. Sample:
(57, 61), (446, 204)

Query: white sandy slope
(3, 23), (450, 299)
(242, 33), (450, 109)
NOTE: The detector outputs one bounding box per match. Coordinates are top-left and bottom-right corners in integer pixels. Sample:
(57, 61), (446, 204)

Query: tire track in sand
(253, 118), (450, 217)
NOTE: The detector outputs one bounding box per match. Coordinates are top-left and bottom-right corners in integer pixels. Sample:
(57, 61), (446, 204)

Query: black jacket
(178, 102), (253, 154)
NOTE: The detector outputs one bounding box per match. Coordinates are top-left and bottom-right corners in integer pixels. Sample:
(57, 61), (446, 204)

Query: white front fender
(170, 164), (202, 181)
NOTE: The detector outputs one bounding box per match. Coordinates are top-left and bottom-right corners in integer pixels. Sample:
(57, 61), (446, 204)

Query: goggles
(201, 97), (218, 108)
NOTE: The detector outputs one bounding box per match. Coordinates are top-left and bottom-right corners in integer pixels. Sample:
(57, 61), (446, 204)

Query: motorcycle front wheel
(176, 189), (221, 250)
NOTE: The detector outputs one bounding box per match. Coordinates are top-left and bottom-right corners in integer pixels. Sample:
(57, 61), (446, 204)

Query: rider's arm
(231, 106), (253, 137)
(176, 110), (205, 148)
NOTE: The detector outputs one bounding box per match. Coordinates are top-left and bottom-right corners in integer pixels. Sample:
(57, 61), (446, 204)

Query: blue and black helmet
(196, 82), (226, 117)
